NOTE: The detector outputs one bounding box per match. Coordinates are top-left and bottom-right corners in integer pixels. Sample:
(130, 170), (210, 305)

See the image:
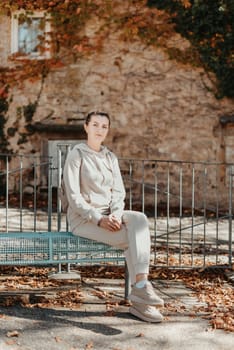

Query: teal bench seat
(0, 231), (129, 298)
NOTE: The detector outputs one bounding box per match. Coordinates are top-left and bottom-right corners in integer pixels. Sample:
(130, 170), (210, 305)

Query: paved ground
(0, 277), (233, 350)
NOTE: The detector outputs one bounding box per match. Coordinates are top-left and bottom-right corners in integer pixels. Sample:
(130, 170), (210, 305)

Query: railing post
(57, 148), (62, 232)
(191, 164), (195, 267)
(5, 156), (9, 232)
(33, 158), (37, 232)
(154, 161), (158, 265)
(166, 162), (170, 266)
(179, 164), (183, 266)
(57, 143), (72, 232)
(19, 155), (23, 232)
(129, 160), (132, 211)
(142, 160), (145, 213)
(228, 165), (233, 268)
(47, 157), (53, 232)
(203, 166), (207, 267)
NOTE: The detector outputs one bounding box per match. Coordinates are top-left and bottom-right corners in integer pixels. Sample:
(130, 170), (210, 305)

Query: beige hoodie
(63, 142), (126, 230)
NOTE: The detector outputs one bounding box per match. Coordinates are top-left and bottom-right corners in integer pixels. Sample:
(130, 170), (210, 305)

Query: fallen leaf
(55, 336), (62, 342)
(136, 333), (144, 337)
(85, 342), (93, 350)
(5, 339), (17, 345)
(7, 330), (19, 337)
(104, 309), (116, 316)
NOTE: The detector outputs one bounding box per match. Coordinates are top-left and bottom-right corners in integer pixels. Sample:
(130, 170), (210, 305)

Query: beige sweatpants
(72, 210), (151, 285)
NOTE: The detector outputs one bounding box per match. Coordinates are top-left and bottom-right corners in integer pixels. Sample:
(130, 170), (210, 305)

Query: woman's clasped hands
(98, 214), (122, 232)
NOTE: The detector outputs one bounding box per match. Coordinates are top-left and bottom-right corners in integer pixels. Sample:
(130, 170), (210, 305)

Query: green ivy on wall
(0, 95), (9, 153)
(147, 0), (234, 99)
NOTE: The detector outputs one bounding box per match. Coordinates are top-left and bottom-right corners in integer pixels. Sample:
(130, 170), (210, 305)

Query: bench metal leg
(48, 263), (81, 280)
(124, 262), (130, 300)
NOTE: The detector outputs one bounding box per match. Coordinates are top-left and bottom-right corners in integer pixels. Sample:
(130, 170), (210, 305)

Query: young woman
(63, 111), (164, 323)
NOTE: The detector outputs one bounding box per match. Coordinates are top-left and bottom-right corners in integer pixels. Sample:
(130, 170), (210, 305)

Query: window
(47, 140), (82, 187)
(11, 11), (51, 59)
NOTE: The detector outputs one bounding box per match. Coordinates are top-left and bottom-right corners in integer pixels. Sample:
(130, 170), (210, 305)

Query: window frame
(11, 10), (51, 60)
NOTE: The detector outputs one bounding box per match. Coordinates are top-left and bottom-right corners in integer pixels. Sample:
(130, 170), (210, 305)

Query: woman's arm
(109, 153), (126, 222)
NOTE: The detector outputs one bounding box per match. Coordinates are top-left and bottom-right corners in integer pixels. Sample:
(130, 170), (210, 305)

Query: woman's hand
(98, 215), (122, 232)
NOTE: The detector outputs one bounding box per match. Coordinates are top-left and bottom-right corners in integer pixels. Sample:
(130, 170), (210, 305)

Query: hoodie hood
(73, 142), (110, 157)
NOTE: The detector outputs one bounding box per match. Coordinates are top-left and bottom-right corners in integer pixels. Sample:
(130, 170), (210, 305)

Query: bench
(0, 231), (129, 299)
(0, 150), (129, 299)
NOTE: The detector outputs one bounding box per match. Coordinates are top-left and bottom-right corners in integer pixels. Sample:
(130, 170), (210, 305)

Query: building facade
(0, 3), (234, 209)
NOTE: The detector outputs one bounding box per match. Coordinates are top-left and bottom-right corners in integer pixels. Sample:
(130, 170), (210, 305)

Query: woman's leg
(72, 218), (135, 285)
(72, 211), (164, 321)
(122, 211), (151, 284)
(121, 212), (164, 322)
(71, 210), (151, 284)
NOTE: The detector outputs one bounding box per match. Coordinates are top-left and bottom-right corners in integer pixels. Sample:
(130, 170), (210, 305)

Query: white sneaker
(129, 281), (164, 307)
(129, 302), (163, 323)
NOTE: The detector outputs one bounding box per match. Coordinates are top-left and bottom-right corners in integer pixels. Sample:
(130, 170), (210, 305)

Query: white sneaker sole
(129, 306), (163, 323)
(129, 294), (164, 307)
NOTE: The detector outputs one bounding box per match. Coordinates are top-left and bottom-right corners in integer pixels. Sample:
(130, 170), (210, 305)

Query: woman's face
(84, 114), (110, 144)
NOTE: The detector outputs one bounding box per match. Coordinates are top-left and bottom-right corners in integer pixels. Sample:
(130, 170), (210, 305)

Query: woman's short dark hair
(85, 111), (110, 126)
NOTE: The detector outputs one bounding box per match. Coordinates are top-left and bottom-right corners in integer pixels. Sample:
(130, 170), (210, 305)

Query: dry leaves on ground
(151, 268), (234, 332)
(0, 265), (233, 332)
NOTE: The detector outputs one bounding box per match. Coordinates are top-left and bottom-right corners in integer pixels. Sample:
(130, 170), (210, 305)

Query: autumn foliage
(0, 0), (233, 99)
(147, 0), (234, 98)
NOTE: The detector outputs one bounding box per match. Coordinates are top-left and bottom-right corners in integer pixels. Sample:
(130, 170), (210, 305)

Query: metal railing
(0, 153), (53, 233)
(119, 158), (234, 269)
(0, 151), (233, 269)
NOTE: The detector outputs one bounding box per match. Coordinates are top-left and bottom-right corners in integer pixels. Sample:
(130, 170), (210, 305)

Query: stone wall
(3, 27), (234, 160)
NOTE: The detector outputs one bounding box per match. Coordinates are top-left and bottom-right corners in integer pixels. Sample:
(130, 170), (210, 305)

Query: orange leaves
(2, 59), (47, 88)
(33, 289), (85, 309)
(0, 0), (178, 91)
(0, 86), (8, 99)
(196, 283), (234, 332)
(1, 273), (58, 290)
(0, 266), (84, 309)
(1, 58), (64, 89)
(120, 5), (175, 47)
(73, 38), (95, 57)
(91, 289), (110, 299)
(47, 58), (65, 69)
(151, 267), (234, 333)
(73, 44), (85, 53)
(180, 0), (192, 9)
(76, 7), (81, 15)
(211, 315), (234, 332)
(48, 1), (56, 7)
